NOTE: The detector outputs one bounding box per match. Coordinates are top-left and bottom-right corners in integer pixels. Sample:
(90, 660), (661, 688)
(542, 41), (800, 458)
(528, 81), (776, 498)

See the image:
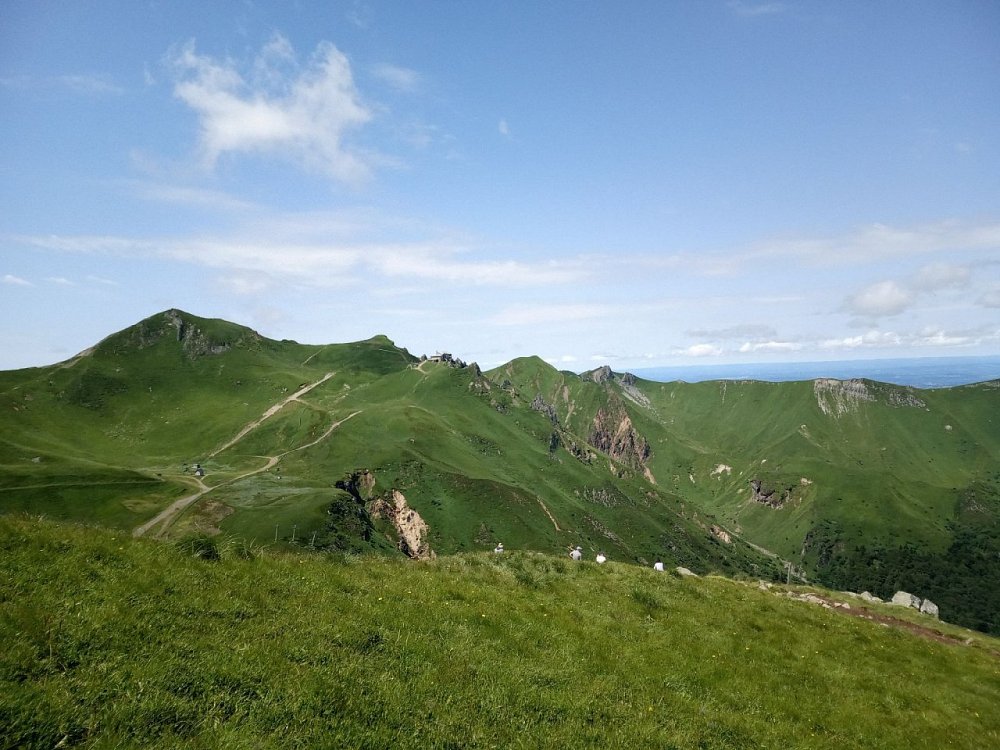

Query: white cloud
(978, 288), (1000, 308)
(492, 303), (609, 326)
(372, 63), (421, 93)
(820, 330), (902, 350)
(0, 74), (123, 96)
(128, 181), (258, 212)
(738, 341), (801, 354)
(728, 1), (787, 17)
(18, 232), (591, 290)
(845, 280), (913, 317)
(750, 219), (1000, 267)
(3, 274), (32, 286)
(683, 343), (724, 358)
(913, 327), (972, 348)
(688, 324), (778, 340)
(167, 34), (374, 182)
(44, 277), (74, 286)
(911, 262), (970, 291)
(498, 119), (510, 137)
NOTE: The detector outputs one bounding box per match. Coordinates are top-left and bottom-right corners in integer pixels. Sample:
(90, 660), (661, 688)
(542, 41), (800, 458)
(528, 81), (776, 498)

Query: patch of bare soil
(810, 594), (998, 656)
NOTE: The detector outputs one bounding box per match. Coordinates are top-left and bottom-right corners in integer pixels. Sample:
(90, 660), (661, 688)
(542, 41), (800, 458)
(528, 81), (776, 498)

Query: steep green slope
(0, 310), (780, 583)
(2, 311), (999, 633)
(3, 516), (999, 750)
(483, 361), (1000, 632)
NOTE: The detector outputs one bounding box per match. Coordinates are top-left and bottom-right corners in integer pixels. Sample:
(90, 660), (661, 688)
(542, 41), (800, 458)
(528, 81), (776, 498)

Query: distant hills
(2, 309), (998, 633)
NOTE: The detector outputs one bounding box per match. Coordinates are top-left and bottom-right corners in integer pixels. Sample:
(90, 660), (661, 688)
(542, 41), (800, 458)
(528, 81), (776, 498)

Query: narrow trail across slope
(208, 372), (336, 458)
(133, 368), (355, 539)
(133, 411), (362, 539)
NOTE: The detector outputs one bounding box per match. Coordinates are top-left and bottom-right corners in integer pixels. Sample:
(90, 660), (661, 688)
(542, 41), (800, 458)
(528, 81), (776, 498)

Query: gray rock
(919, 599), (940, 618)
(675, 566), (697, 577)
(890, 591), (922, 609)
(858, 591), (882, 603)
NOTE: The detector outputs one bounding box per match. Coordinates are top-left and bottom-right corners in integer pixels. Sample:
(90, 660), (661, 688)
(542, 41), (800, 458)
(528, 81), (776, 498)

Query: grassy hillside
(2, 310), (999, 633)
(0, 310), (782, 584)
(2, 515), (999, 749)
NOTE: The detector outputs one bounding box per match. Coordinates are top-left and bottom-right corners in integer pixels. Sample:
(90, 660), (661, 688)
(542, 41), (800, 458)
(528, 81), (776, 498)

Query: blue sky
(2, 0), (999, 371)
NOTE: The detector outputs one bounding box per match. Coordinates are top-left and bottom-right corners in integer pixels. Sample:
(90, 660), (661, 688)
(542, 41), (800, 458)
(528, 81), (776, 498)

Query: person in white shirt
(595, 551), (607, 564)
(653, 559), (665, 572)
(569, 546), (582, 561)
(494, 542), (504, 554)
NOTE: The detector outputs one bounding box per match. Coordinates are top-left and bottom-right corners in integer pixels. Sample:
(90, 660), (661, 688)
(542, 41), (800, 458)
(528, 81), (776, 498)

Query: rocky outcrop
(920, 599), (940, 618)
(710, 525), (731, 544)
(889, 591), (939, 618)
(675, 567), (697, 577)
(814, 378), (875, 417)
(587, 365), (614, 384)
(370, 490), (434, 560)
(891, 591), (922, 609)
(749, 479), (791, 509)
(530, 393), (559, 423)
(589, 407), (652, 474)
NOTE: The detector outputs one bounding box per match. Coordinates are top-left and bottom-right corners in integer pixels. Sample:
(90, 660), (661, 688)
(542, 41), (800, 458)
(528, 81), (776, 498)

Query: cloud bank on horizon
(1, 1), (998, 371)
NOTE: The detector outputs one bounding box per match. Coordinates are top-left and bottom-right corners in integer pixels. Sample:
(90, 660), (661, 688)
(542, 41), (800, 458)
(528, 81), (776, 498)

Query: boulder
(919, 599), (940, 619)
(675, 566), (697, 577)
(858, 591), (882, 603)
(890, 591), (922, 609)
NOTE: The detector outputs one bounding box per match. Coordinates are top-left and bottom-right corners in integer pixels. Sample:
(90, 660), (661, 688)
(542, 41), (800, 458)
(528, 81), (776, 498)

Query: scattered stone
(675, 566), (697, 577)
(919, 599), (940, 619)
(891, 591), (922, 609)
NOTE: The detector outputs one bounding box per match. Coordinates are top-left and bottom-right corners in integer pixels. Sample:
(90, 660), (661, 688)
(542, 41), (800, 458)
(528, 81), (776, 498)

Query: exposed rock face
(335, 470), (376, 502)
(587, 365), (614, 384)
(749, 479), (791, 509)
(589, 407), (652, 477)
(814, 378), (875, 417)
(370, 490), (434, 560)
(710, 525), (731, 544)
(530, 393), (559, 423)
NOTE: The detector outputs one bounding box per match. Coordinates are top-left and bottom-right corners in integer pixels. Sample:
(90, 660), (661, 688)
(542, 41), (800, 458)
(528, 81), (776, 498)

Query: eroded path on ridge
(208, 372), (337, 459)
(133, 370), (357, 538)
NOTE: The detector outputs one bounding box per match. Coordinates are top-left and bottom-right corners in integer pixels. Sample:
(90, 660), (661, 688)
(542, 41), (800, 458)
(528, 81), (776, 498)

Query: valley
(2, 309), (998, 634)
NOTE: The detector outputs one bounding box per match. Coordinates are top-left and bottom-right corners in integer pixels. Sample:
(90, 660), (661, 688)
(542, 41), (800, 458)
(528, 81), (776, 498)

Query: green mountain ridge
(2, 309), (999, 633)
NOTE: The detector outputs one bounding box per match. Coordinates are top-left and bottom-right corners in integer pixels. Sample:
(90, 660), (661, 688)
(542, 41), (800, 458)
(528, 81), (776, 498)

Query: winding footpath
(133, 372), (358, 538)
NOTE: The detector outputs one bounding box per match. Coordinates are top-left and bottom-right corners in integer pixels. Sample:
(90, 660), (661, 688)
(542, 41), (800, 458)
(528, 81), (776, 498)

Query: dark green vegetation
(3, 515), (999, 749)
(2, 310), (999, 634)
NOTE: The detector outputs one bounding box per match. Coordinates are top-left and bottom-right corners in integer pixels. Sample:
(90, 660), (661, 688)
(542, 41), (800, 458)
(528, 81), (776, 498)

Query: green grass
(2, 515), (999, 749)
(3, 310), (1000, 634)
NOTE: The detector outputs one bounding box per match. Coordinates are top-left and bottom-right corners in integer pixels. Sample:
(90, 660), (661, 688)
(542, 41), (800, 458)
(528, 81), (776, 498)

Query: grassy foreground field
(2, 516), (999, 749)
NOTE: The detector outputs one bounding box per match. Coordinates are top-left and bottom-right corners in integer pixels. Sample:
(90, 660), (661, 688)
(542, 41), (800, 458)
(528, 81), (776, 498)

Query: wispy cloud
(978, 288), (1000, 308)
(126, 180), (258, 212)
(166, 33), (374, 182)
(44, 277), (74, 286)
(728, 1), (787, 17)
(371, 63), (421, 93)
(738, 340), (801, 354)
(0, 73), (123, 96)
(498, 119), (511, 138)
(681, 343), (724, 358)
(492, 303), (611, 326)
(18, 232), (591, 290)
(844, 280), (913, 318)
(3, 274), (32, 287)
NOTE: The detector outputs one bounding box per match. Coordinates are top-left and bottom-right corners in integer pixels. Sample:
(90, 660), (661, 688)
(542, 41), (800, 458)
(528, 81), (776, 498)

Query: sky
(2, 1), (999, 372)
